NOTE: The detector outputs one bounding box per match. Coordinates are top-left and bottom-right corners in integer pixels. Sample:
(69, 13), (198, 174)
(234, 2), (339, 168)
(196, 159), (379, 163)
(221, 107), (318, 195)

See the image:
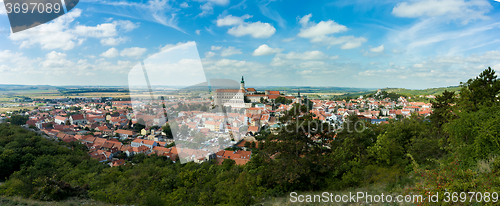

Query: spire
(298, 89), (301, 97)
(241, 76), (244, 83)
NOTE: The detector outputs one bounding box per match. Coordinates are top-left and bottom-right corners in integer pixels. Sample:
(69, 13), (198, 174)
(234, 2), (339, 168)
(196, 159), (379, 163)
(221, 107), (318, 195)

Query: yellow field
(0, 106), (36, 113)
(67, 92), (130, 97)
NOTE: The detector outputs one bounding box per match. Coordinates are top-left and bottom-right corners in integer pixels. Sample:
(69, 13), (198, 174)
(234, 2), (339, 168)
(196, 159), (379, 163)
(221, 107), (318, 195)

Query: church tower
(240, 76), (245, 90)
(297, 89), (302, 104)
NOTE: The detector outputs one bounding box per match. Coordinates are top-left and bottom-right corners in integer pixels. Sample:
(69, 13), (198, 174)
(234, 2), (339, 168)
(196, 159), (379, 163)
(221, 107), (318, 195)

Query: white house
(54, 116), (67, 125)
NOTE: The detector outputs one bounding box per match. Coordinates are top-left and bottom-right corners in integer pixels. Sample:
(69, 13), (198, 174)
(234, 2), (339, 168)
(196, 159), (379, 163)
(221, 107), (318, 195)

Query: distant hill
(382, 86), (461, 96)
(0, 85), (56, 91)
(248, 86), (376, 94)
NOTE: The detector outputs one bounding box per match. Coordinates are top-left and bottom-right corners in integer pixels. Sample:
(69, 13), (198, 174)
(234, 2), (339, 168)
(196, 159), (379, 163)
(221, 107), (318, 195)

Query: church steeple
(297, 89), (302, 104)
(240, 76), (245, 90)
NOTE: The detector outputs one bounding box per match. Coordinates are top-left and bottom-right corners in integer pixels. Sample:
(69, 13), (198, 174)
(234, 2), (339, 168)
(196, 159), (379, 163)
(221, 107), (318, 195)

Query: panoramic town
(0, 76), (434, 167)
(3, 0), (500, 204)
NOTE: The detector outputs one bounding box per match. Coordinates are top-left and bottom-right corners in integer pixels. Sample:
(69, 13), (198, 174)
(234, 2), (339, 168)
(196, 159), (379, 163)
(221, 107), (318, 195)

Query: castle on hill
(213, 76), (299, 109)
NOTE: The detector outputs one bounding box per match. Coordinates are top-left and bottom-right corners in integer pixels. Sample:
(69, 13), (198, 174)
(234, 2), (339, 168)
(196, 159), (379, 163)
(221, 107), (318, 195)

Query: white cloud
(0, 50), (37, 74)
(205, 51), (216, 58)
(370, 45), (385, 53)
(311, 35), (367, 49)
(198, 2), (213, 17)
(221, 47), (242, 57)
(180, 2), (189, 8)
(216, 13), (276, 38)
(0, 50), (23, 62)
(0, 0), (6, 15)
(296, 14), (366, 49)
(270, 57), (288, 67)
(252, 44), (283, 56)
(227, 22), (276, 38)
(73, 23), (118, 38)
(216, 14), (253, 26)
(258, 0), (286, 28)
(100, 37), (128, 46)
(120, 47), (147, 58)
(9, 9), (82, 50)
(270, 50), (337, 67)
(299, 13), (312, 27)
(278, 51), (330, 60)
(86, 0), (182, 32)
(387, 17), (500, 55)
(40, 51), (74, 68)
(100, 48), (119, 58)
(358, 50), (500, 88)
(160, 42), (191, 51)
(211, 46), (222, 50)
(195, 30), (201, 35)
(115, 20), (140, 32)
(298, 20), (347, 38)
(194, 0), (230, 6)
(413, 63), (424, 68)
(299, 61), (325, 68)
(392, 0), (492, 24)
(201, 58), (269, 79)
(8, 9), (140, 50)
(392, 47), (407, 54)
(205, 59), (266, 74)
(282, 37), (295, 42)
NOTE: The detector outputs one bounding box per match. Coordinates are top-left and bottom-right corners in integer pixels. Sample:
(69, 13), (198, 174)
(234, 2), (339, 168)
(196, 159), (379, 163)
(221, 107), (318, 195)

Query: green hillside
(383, 86), (461, 96)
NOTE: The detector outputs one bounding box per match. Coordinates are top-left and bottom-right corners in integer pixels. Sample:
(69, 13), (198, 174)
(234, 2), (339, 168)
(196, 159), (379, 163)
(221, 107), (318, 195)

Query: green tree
(8, 115), (28, 126)
(430, 90), (455, 129)
(162, 123), (173, 139)
(458, 67), (500, 111)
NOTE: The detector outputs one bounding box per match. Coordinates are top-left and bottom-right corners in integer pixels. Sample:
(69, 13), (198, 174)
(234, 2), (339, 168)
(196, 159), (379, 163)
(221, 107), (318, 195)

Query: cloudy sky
(1, 0), (500, 89)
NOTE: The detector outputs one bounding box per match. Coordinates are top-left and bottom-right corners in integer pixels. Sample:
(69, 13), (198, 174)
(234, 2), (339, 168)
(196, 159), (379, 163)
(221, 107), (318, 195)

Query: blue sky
(1, 0), (500, 89)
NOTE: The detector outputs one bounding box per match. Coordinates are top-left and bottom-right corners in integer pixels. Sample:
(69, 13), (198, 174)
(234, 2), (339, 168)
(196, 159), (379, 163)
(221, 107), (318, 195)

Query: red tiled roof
(115, 129), (134, 136)
(248, 126), (259, 132)
(71, 114), (85, 120)
(132, 138), (155, 146)
(55, 116), (67, 121)
(111, 159), (125, 167)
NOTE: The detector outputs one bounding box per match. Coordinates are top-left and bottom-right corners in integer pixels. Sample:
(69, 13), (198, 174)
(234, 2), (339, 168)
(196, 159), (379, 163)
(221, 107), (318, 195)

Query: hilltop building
(213, 76), (295, 108)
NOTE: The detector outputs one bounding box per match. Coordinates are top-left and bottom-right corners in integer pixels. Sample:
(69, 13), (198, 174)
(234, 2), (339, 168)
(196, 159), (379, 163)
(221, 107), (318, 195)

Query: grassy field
(0, 106), (36, 113)
(0, 89), (60, 95)
(0, 196), (114, 206)
(66, 92), (130, 98)
(384, 86), (461, 96)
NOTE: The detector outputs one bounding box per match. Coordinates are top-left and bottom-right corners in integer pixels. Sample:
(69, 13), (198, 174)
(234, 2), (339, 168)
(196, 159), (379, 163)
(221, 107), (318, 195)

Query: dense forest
(1, 68), (500, 205)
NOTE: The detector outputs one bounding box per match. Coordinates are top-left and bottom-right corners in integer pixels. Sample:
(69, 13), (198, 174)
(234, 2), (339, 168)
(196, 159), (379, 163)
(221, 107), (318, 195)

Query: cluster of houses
(0, 84), (436, 167)
(3, 99), (255, 165)
(306, 95), (432, 125)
